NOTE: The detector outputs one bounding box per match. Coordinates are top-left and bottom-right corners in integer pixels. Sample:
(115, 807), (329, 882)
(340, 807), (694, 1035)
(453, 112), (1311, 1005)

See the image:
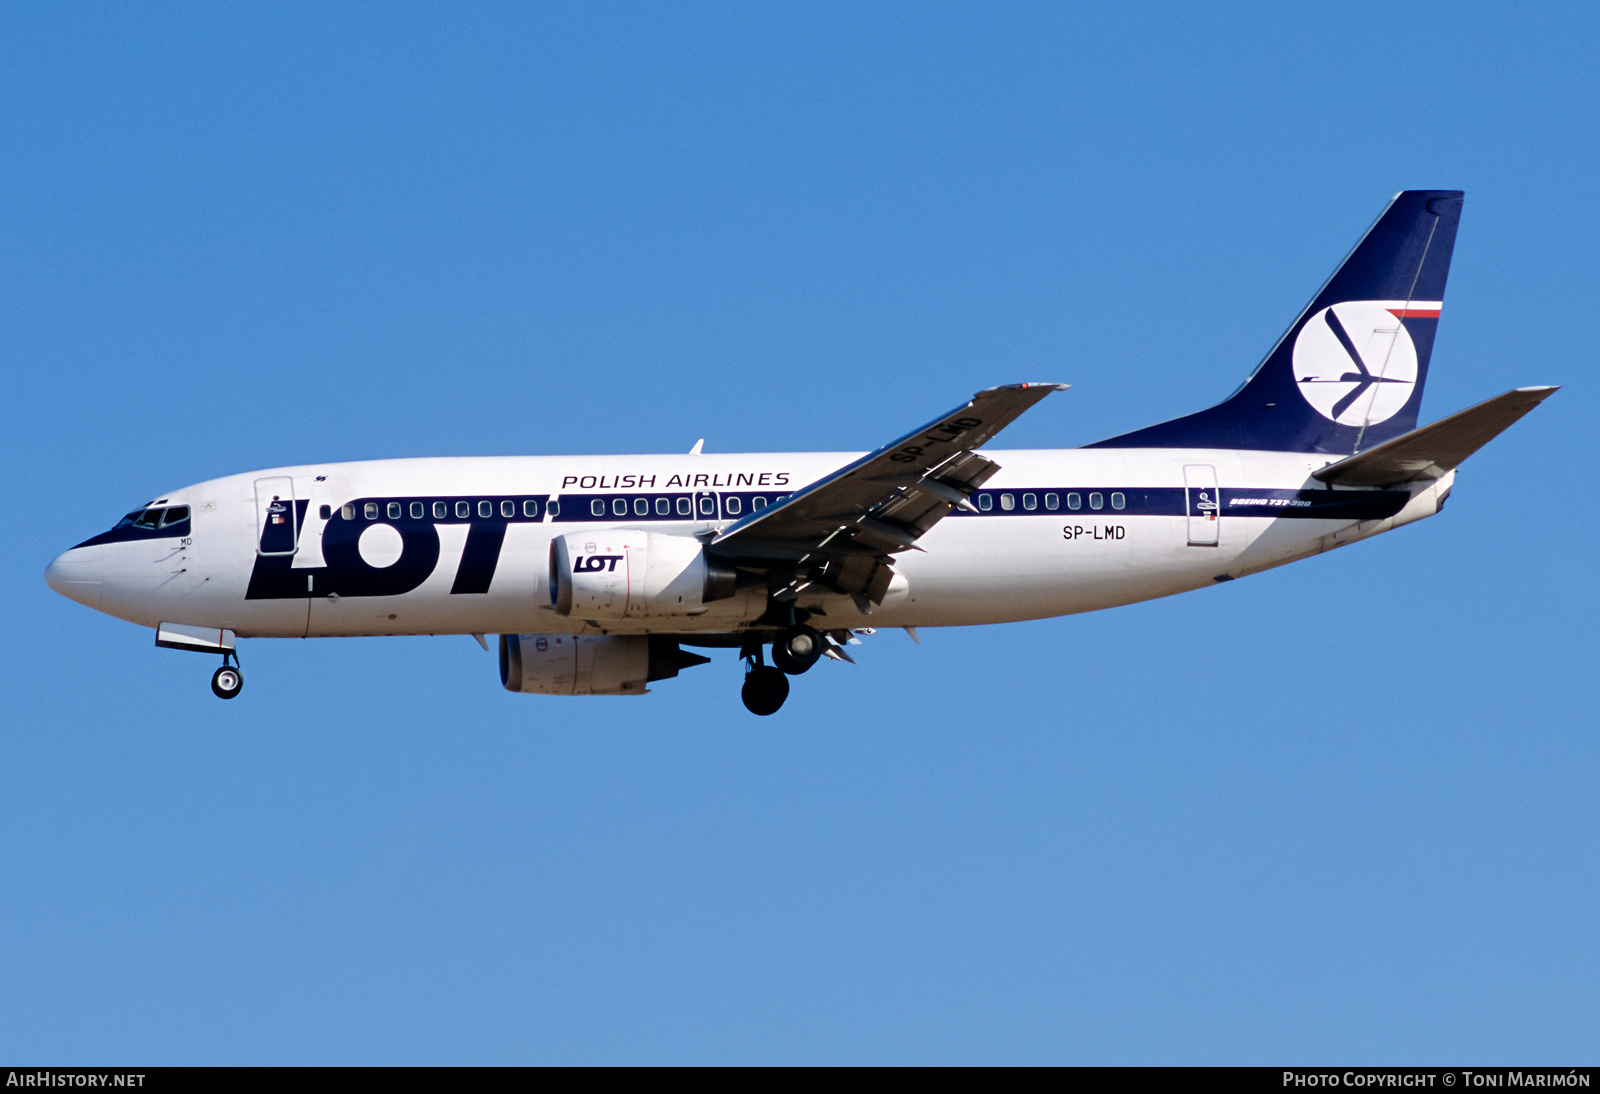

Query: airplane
(45, 190), (1556, 715)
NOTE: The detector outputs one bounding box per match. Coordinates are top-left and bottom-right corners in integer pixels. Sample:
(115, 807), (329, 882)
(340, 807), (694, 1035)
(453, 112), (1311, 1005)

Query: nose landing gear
(210, 651), (243, 699)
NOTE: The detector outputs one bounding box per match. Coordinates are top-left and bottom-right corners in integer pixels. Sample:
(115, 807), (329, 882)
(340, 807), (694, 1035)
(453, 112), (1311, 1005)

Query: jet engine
(548, 530), (739, 620)
(499, 633), (711, 696)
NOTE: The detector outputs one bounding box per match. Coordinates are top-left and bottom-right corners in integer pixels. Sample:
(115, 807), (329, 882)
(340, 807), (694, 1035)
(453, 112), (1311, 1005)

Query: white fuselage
(47, 447), (1452, 640)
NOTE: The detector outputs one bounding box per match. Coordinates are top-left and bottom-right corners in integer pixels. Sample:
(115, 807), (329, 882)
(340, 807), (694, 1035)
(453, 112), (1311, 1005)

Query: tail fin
(1089, 190), (1464, 453)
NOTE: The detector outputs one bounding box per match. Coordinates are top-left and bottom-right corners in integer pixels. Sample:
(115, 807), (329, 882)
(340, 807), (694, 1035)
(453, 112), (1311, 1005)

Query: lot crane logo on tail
(1292, 301), (1433, 426)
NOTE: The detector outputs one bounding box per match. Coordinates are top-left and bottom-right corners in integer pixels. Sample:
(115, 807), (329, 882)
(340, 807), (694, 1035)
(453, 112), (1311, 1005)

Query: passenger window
(591, 499), (606, 517)
(754, 496), (767, 510)
(341, 504), (355, 520)
(699, 496), (715, 516)
(655, 498), (670, 516)
(634, 497), (649, 516)
(1089, 492), (1104, 510)
(1000, 493), (1015, 511)
(406, 502), (420, 519)
(1045, 493), (1059, 511)
(501, 500), (515, 518)
(1111, 492), (1126, 510)
(434, 501), (447, 519)
(548, 500), (560, 516)
(364, 502), (379, 520)
(524, 500), (539, 518)
(978, 493), (993, 511)
(319, 504), (331, 520)
(1067, 493), (1081, 511)
(479, 500), (493, 518)
(1022, 493), (1036, 511)
(726, 496), (742, 515)
(161, 506), (191, 526)
(387, 502), (401, 520)
(612, 498), (627, 516)
(456, 501), (470, 519)
(676, 497), (692, 516)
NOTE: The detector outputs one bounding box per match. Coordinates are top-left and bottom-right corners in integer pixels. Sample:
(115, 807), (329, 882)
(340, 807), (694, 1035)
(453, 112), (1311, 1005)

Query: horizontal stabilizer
(1312, 386), (1558, 487)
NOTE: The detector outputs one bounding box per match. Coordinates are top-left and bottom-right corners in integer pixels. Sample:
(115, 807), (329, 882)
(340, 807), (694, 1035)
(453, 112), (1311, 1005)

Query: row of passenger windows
(340, 499), (546, 521)
(333, 495), (783, 522)
(329, 491), (1125, 524)
(977, 491), (1125, 512)
(589, 494), (774, 518)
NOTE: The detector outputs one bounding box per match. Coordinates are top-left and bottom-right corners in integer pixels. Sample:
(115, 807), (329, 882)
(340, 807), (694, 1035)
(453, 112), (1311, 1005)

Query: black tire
(211, 666), (243, 700)
(771, 626), (823, 675)
(741, 665), (789, 715)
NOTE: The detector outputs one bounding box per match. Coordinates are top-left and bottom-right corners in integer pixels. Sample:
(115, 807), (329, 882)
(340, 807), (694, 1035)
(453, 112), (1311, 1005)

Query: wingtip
(984, 382), (1071, 393)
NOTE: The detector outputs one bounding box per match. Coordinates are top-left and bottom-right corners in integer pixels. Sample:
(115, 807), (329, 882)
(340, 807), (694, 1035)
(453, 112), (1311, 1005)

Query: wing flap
(1313, 386), (1558, 487)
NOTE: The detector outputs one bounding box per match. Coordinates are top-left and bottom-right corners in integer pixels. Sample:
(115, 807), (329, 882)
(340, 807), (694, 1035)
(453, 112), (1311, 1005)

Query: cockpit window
(84, 504), (193, 549)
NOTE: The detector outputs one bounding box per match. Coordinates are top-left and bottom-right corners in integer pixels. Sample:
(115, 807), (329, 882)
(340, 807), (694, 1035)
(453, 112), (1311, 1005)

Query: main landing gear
(771, 625), (824, 675)
(741, 664), (789, 716)
(740, 626), (825, 715)
(211, 651), (243, 700)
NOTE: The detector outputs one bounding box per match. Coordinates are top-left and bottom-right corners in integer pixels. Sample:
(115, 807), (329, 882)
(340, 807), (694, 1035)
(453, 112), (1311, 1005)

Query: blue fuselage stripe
(94, 485), (1407, 603)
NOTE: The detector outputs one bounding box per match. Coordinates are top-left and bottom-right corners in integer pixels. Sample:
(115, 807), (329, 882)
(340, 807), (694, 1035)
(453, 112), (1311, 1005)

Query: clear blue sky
(3, 2), (1596, 1064)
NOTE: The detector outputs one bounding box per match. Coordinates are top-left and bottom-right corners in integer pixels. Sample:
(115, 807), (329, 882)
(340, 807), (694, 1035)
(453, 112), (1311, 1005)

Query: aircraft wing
(710, 382), (1067, 607)
(1313, 386), (1558, 487)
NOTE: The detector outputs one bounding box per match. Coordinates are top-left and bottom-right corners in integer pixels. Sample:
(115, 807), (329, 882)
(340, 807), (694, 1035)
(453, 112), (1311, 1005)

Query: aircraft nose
(45, 547), (103, 610)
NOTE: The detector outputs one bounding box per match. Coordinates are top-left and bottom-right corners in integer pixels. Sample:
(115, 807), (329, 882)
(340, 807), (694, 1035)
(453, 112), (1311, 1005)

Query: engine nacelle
(499, 633), (710, 696)
(549, 530), (737, 620)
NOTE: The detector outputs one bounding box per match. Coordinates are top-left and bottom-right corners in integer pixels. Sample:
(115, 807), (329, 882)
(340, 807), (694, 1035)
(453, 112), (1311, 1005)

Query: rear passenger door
(1184, 465), (1220, 546)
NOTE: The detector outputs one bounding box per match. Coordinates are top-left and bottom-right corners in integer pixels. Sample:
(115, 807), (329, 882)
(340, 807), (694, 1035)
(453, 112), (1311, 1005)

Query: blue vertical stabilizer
(1088, 190), (1463, 454)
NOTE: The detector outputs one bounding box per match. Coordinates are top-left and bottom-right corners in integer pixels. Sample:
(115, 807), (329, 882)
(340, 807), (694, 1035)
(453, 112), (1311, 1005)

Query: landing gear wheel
(741, 665), (789, 715)
(211, 665), (243, 700)
(771, 626), (823, 675)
